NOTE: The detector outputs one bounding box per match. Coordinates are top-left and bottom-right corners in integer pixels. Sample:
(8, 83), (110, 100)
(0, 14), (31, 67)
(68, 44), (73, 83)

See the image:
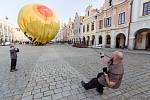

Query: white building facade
(129, 0), (150, 50)
(55, 24), (65, 42)
(72, 13), (82, 43)
(0, 18), (29, 44)
(12, 28), (29, 43)
(81, 5), (98, 46)
(67, 18), (74, 43)
(0, 18), (14, 44)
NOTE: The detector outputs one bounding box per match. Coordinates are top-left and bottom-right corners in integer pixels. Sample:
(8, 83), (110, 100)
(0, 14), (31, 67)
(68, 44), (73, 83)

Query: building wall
(0, 18), (29, 44)
(12, 28), (29, 42)
(129, 0), (150, 49)
(73, 13), (81, 42)
(0, 19), (16, 44)
(96, 0), (130, 48)
(68, 18), (74, 41)
(135, 32), (147, 49)
(81, 5), (97, 45)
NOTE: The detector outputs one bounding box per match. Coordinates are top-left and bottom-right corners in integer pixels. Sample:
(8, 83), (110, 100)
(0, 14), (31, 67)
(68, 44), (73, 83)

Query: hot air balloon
(18, 4), (60, 45)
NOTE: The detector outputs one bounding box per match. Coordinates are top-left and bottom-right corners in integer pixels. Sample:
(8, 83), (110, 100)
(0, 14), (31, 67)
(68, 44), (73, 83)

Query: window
(143, 1), (150, 16)
(83, 25), (85, 33)
(99, 20), (103, 29)
(118, 12), (125, 25)
(148, 33), (150, 45)
(91, 22), (94, 31)
(87, 24), (89, 32)
(105, 17), (111, 27)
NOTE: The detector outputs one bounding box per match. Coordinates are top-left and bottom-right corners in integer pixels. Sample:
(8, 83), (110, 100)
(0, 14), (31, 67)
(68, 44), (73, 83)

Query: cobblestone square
(0, 44), (150, 100)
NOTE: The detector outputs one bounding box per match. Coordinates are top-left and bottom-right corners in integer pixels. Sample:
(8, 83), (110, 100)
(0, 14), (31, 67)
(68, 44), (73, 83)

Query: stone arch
(91, 35), (95, 45)
(116, 33), (126, 48)
(82, 36), (86, 45)
(87, 36), (90, 46)
(99, 35), (102, 44)
(76, 38), (79, 43)
(73, 38), (75, 44)
(105, 34), (111, 48)
(134, 28), (150, 50)
(79, 38), (81, 44)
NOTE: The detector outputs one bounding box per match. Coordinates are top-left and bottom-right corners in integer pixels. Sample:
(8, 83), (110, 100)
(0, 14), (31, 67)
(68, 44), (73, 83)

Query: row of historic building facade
(55, 0), (150, 50)
(0, 18), (28, 45)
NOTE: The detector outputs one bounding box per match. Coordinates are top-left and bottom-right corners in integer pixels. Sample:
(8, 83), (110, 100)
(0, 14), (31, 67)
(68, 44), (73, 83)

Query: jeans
(11, 59), (17, 70)
(84, 72), (104, 92)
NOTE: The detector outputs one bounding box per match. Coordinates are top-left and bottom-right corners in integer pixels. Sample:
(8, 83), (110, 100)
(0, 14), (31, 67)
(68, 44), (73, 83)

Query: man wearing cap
(10, 44), (19, 72)
(81, 51), (124, 94)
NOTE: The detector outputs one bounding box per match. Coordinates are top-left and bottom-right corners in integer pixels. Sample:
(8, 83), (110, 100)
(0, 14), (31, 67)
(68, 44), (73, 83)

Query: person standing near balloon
(10, 44), (19, 72)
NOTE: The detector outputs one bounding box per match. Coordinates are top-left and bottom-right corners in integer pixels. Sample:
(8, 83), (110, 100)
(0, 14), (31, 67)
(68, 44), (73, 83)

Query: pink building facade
(80, 0), (132, 48)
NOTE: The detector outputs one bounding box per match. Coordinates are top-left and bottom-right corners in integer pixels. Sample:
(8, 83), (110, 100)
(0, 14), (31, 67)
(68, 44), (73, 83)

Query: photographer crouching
(81, 51), (124, 94)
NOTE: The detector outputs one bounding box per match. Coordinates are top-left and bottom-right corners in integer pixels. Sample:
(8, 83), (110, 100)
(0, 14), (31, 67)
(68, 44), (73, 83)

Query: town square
(0, 0), (150, 100)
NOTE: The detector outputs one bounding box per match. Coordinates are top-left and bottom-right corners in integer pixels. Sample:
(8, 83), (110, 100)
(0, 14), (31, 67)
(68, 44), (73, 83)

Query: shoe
(81, 81), (88, 90)
(10, 69), (15, 72)
(81, 81), (86, 87)
(96, 88), (103, 95)
(14, 69), (18, 71)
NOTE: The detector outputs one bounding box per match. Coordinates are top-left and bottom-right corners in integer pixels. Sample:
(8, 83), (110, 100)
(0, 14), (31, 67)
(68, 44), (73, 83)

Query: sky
(0, 0), (104, 27)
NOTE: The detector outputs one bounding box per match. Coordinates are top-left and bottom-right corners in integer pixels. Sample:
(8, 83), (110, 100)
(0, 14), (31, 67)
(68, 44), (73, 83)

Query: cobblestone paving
(0, 44), (150, 100)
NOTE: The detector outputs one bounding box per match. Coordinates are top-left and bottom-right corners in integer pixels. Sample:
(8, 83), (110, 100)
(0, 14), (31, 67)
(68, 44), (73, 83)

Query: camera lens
(100, 55), (104, 58)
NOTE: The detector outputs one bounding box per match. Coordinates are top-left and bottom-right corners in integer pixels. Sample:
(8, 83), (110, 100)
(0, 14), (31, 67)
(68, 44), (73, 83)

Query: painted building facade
(78, 0), (132, 48)
(81, 5), (98, 46)
(61, 0), (150, 50)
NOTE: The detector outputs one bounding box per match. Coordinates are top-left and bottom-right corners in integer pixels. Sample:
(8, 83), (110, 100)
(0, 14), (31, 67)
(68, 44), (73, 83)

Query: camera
(100, 52), (104, 58)
(16, 48), (19, 52)
(103, 67), (108, 74)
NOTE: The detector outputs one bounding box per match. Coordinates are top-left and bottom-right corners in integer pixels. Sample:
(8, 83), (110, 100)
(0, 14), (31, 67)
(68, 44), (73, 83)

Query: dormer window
(109, 0), (112, 6)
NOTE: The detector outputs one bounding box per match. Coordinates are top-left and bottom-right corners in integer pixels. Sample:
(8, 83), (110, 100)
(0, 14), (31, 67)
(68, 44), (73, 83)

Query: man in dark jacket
(10, 44), (19, 72)
(81, 51), (124, 94)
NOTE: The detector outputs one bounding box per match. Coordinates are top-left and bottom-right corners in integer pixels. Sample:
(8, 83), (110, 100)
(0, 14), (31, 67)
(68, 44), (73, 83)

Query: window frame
(118, 12), (125, 25)
(83, 25), (85, 33)
(106, 17), (112, 27)
(143, 1), (150, 16)
(91, 22), (95, 31)
(87, 24), (89, 32)
(99, 20), (103, 29)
